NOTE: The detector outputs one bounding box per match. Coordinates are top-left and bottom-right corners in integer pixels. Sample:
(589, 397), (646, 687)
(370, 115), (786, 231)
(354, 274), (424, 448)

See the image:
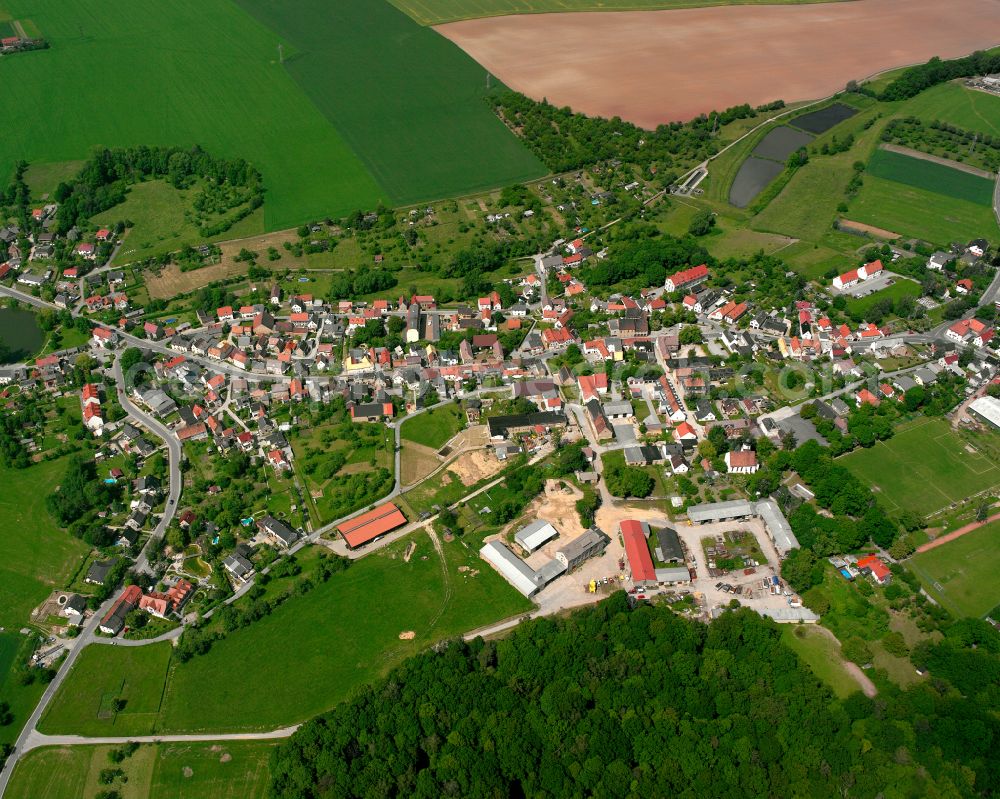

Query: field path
(878, 143), (995, 178)
(812, 626), (878, 698)
(916, 511), (1000, 553)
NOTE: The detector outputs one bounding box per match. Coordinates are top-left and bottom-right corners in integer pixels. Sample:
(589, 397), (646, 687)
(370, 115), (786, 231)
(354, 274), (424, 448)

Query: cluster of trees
(878, 50), (1000, 102)
(580, 229), (710, 290)
(780, 440), (899, 592)
(493, 92), (781, 179)
(270, 597), (998, 798)
(46, 456), (118, 529)
(325, 269), (397, 300)
(52, 145), (263, 236)
(882, 116), (1000, 171)
(604, 459), (654, 498)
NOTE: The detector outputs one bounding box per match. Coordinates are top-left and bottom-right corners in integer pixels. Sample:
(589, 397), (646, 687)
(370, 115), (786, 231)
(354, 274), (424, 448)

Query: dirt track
(437, 0), (1000, 128)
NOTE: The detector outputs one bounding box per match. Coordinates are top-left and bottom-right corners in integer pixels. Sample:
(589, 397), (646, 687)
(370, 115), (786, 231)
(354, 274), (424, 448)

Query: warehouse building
(480, 540), (566, 597)
(754, 499), (799, 557)
(514, 519), (559, 554)
(687, 500), (753, 524)
(338, 502), (407, 549)
(969, 395), (1000, 430)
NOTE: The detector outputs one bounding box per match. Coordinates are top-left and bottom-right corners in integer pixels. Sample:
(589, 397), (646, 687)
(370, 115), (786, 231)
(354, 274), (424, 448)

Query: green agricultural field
(39, 641), (173, 736)
(866, 149), (995, 205)
(6, 742), (275, 799)
(401, 403), (465, 449)
(0, 458), (91, 630)
(901, 81), (1000, 139)
(42, 537), (531, 734)
(389, 0), (843, 26)
(839, 419), (1000, 517)
(0, 0), (383, 230)
(781, 626), (861, 699)
(910, 520), (1000, 618)
(232, 0), (546, 206)
(848, 173), (998, 246)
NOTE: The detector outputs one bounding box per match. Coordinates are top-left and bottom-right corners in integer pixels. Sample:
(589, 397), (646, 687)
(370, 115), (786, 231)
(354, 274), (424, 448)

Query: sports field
(5, 741), (275, 799)
(866, 149), (995, 205)
(1, 0), (543, 230)
(390, 0), (837, 25)
(910, 520), (1000, 618)
(41, 537), (531, 734)
(840, 419), (1000, 517)
(400, 403), (465, 449)
(0, 458), (91, 630)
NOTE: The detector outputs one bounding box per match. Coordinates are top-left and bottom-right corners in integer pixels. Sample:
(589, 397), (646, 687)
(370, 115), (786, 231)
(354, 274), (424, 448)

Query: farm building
(556, 527), (609, 570)
(338, 502), (407, 549)
(480, 540), (566, 597)
(687, 500), (753, 524)
(514, 519), (559, 554)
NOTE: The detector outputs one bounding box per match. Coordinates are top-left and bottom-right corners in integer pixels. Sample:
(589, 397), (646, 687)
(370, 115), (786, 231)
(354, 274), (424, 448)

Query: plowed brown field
(437, 0), (1000, 128)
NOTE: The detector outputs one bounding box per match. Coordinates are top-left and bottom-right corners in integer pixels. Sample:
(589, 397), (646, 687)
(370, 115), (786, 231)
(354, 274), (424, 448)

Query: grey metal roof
(970, 396), (1000, 429)
(687, 500), (753, 523)
(754, 499), (799, 556)
(514, 519), (559, 553)
(480, 541), (554, 597)
(654, 567), (691, 583)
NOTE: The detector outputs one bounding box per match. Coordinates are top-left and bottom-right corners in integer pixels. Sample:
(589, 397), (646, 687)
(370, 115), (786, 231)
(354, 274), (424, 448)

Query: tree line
(493, 92), (783, 181)
(876, 50), (1000, 102)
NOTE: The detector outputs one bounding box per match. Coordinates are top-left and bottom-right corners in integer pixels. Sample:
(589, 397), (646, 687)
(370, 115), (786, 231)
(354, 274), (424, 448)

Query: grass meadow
(92, 180), (265, 265)
(400, 403), (465, 449)
(844, 277), (921, 317)
(0, 458), (91, 630)
(902, 81), (1000, 138)
(0, 633), (46, 750)
(910, 520), (1000, 618)
(389, 0), (843, 26)
(781, 626), (860, 699)
(233, 0), (546, 206)
(40, 536), (531, 734)
(866, 149), (995, 205)
(39, 641), (173, 736)
(839, 419), (1000, 517)
(6, 742), (275, 799)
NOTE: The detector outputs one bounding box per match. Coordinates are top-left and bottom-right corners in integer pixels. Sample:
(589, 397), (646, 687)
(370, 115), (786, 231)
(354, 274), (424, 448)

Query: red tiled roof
(338, 502), (407, 548)
(857, 554), (890, 581)
(621, 521), (656, 583)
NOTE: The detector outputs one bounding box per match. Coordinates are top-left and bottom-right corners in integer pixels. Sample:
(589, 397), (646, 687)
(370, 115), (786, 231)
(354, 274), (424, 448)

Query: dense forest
(269, 597), (998, 798)
(493, 92), (783, 180)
